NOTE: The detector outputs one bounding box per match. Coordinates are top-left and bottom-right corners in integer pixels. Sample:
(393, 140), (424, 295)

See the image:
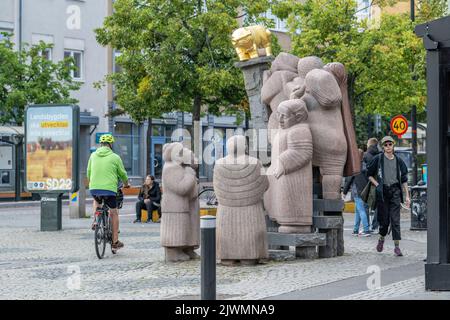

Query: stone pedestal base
(278, 225), (312, 234)
(165, 247), (190, 262)
(240, 259), (258, 266)
(295, 247), (318, 259)
(183, 247), (200, 259)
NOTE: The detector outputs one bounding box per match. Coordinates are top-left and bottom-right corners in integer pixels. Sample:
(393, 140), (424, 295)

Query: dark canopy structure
(415, 16), (450, 291)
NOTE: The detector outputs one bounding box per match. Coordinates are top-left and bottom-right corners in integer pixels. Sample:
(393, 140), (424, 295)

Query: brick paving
(0, 203), (448, 300)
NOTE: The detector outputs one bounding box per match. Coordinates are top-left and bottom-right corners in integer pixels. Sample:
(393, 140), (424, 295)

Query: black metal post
(415, 16), (450, 291)
(14, 137), (23, 202)
(411, 0), (418, 186)
(200, 215), (216, 300)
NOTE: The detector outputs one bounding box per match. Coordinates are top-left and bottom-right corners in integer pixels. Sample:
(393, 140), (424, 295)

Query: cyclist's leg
(104, 196), (120, 245)
(91, 196), (102, 229)
(110, 208), (119, 243)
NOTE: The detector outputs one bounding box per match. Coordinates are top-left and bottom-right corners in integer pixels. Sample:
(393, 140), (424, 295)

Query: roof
(415, 16), (450, 49)
(0, 126), (24, 136)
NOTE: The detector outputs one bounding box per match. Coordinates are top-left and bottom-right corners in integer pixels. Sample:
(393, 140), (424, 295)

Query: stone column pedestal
(234, 56), (274, 159)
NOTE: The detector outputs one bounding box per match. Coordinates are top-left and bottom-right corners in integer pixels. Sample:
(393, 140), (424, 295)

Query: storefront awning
(0, 126), (24, 136)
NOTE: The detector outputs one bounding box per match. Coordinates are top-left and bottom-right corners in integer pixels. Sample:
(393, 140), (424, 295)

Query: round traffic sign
(390, 115), (408, 138)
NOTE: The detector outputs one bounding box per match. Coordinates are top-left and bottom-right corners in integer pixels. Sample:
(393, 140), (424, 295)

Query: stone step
(313, 216), (344, 229)
(313, 199), (344, 212)
(268, 249), (296, 261)
(267, 232), (326, 247)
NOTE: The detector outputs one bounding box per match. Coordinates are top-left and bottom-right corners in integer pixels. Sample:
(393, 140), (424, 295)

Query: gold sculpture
(231, 25), (272, 61)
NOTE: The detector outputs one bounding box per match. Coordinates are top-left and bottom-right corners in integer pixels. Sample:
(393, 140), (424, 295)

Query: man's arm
(399, 158), (410, 206)
(366, 155), (379, 186)
(342, 176), (354, 195)
(116, 156), (129, 187)
(403, 182), (410, 206)
(86, 157), (92, 187)
(154, 184), (161, 202)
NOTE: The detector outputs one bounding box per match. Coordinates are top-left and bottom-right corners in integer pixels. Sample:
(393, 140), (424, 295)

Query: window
(114, 122), (140, 175)
(39, 48), (52, 61)
(152, 125), (163, 136)
(262, 10), (288, 33)
(114, 50), (122, 73)
(0, 29), (12, 41)
(64, 50), (83, 80)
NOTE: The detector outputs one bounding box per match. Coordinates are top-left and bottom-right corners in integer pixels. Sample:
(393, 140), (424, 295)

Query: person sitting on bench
(134, 175), (161, 223)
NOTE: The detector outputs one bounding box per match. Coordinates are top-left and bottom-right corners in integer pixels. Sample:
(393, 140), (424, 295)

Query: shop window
(114, 122), (140, 175)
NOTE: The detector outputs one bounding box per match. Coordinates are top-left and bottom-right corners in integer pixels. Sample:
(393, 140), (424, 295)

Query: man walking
(364, 138), (381, 231)
(367, 136), (410, 256)
(343, 149), (371, 236)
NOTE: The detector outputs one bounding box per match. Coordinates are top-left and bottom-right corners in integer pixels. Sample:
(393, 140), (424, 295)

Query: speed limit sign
(390, 115), (408, 138)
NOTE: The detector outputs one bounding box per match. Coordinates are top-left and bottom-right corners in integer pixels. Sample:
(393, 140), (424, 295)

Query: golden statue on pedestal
(231, 25), (272, 61)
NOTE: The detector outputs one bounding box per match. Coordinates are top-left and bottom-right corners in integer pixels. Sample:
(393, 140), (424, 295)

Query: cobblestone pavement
(337, 276), (426, 300)
(0, 204), (448, 300)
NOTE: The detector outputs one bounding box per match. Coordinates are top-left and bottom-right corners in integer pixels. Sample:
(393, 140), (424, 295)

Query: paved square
(0, 202), (449, 300)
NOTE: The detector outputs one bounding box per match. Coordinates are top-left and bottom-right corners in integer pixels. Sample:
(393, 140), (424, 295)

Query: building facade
(0, 0), (249, 189)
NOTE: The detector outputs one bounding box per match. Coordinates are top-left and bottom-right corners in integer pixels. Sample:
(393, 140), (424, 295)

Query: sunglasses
(383, 142), (393, 147)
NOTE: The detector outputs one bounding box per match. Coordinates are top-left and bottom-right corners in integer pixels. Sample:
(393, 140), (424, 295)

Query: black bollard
(200, 215), (216, 300)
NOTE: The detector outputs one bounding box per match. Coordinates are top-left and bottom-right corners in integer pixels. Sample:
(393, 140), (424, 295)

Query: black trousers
(135, 200), (161, 220)
(377, 184), (402, 240)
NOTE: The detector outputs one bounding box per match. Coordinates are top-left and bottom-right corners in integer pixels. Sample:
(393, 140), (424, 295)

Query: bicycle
(198, 186), (218, 206)
(94, 188), (124, 259)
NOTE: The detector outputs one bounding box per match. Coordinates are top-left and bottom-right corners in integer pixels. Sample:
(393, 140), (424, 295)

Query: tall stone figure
(300, 68), (347, 199)
(160, 142), (200, 262)
(262, 54), (358, 200)
(213, 135), (269, 266)
(264, 99), (313, 233)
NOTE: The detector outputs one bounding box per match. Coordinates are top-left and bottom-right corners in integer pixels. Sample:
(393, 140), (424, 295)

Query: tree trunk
(193, 95), (201, 178)
(146, 117), (153, 176)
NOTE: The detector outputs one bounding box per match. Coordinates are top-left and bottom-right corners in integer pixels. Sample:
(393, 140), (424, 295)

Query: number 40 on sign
(390, 115), (408, 138)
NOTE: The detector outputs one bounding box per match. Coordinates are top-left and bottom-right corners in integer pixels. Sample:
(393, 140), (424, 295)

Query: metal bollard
(200, 215), (216, 300)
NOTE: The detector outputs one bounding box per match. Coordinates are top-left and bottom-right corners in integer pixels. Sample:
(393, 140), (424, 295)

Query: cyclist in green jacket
(87, 134), (129, 251)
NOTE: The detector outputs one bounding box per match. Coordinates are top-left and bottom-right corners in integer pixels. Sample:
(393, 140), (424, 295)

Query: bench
(140, 209), (160, 223)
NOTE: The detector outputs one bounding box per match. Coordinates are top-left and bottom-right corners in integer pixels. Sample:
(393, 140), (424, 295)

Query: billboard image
(25, 105), (78, 192)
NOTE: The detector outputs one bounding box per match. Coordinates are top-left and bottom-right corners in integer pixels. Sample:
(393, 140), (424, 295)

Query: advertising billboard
(25, 105), (79, 193)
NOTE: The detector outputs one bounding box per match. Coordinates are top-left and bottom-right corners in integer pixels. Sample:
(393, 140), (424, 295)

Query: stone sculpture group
(159, 50), (358, 263)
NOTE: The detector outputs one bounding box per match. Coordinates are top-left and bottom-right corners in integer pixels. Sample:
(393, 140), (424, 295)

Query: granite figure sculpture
(213, 135), (269, 266)
(160, 142), (200, 262)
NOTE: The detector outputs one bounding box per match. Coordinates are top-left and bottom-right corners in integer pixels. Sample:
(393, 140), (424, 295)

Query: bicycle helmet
(99, 134), (115, 144)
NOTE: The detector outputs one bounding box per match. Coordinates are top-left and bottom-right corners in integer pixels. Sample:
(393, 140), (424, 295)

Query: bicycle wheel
(94, 213), (107, 259)
(198, 188), (218, 206)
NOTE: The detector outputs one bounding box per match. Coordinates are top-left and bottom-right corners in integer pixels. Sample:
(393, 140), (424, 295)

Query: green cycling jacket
(87, 146), (128, 193)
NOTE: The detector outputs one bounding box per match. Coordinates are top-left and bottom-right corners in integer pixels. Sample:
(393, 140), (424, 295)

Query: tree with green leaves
(0, 34), (81, 126)
(273, 0), (447, 145)
(95, 0), (282, 175)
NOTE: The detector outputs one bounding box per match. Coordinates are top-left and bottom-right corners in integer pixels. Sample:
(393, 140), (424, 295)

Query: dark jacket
(343, 163), (369, 197)
(138, 182), (161, 203)
(363, 145), (380, 166)
(366, 153), (408, 202)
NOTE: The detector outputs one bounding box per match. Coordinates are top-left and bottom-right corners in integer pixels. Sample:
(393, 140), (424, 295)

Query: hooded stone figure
(160, 142), (200, 262)
(264, 99), (313, 233)
(300, 68), (347, 199)
(261, 53), (300, 143)
(213, 135), (269, 266)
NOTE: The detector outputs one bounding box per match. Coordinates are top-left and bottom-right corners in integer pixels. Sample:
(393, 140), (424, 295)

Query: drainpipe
(19, 0), (23, 52)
